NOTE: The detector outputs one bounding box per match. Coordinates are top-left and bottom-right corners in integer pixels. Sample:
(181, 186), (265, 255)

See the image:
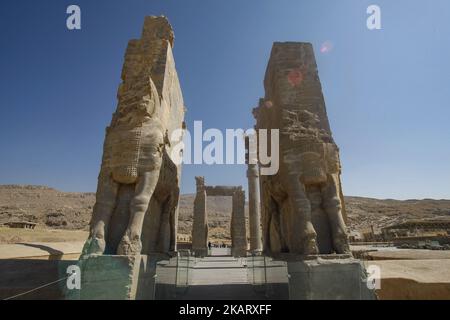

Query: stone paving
(181, 248), (266, 300)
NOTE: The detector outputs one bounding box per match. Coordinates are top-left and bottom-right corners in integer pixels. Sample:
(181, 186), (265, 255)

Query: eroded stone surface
(287, 257), (376, 300)
(192, 177), (208, 256)
(231, 187), (247, 257)
(254, 42), (350, 256)
(82, 16), (185, 257)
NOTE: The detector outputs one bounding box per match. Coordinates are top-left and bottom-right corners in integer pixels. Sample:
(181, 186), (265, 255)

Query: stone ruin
(75, 16), (185, 299)
(71, 19), (374, 299)
(252, 42), (375, 299)
(82, 16), (184, 257)
(191, 176), (247, 257)
(253, 42), (349, 256)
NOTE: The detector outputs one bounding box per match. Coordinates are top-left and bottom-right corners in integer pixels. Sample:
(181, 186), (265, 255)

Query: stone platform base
(232, 248), (247, 258)
(192, 248), (208, 257)
(285, 255), (376, 300)
(68, 254), (170, 300)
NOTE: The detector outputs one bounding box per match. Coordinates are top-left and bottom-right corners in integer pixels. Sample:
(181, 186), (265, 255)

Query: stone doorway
(191, 176), (247, 257)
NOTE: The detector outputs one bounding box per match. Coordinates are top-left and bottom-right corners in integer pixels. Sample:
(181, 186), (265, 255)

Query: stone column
(191, 177), (208, 257)
(246, 133), (262, 253)
(247, 163), (263, 253)
(231, 188), (248, 257)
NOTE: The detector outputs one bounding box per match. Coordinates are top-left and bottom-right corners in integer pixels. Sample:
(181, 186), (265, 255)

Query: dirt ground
(371, 259), (450, 299)
(0, 226), (88, 244)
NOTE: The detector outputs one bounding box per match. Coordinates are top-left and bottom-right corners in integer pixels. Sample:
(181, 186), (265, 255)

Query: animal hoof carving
(117, 234), (142, 256)
(81, 237), (105, 256)
(333, 233), (351, 254)
(303, 235), (319, 255)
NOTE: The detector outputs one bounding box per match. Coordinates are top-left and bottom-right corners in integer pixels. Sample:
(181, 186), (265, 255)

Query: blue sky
(0, 0), (449, 199)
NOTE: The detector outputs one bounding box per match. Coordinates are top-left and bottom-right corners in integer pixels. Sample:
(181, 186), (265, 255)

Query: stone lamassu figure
(255, 42), (350, 256)
(82, 16), (184, 257)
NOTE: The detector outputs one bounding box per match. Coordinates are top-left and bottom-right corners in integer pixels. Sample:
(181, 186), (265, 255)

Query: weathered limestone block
(82, 16), (185, 258)
(67, 254), (174, 300)
(286, 256), (376, 300)
(254, 42), (349, 256)
(192, 177), (208, 257)
(80, 255), (142, 300)
(231, 187), (248, 257)
(205, 186), (239, 196)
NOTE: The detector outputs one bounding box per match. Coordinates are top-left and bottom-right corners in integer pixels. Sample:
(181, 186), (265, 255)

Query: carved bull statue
(82, 16), (185, 257)
(254, 42), (350, 256)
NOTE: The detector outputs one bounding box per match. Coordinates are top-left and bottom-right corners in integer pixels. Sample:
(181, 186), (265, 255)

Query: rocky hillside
(0, 185), (94, 230)
(1, 185), (450, 241)
(345, 196), (450, 232)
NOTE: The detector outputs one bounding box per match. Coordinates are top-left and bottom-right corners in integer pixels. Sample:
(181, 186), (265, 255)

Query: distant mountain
(1, 185), (449, 241)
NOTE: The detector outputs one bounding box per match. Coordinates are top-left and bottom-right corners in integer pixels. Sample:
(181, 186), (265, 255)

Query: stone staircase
(180, 254), (266, 300)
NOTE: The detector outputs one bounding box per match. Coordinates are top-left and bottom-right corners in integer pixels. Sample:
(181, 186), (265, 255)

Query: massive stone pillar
(254, 42), (349, 256)
(231, 187), (248, 257)
(76, 16), (185, 299)
(246, 135), (263, 253)
(191, 177), (208, 257)
(82, 15), (185, 257)
(252, 42), (375, 300)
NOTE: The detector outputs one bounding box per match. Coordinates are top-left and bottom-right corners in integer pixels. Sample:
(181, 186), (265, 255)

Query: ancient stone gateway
(191, 177), (247, 257)
(75, 16), (186, 300)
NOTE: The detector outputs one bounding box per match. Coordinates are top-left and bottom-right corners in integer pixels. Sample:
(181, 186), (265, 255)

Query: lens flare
(287, 68), (303, 87)
(264, 100), (273, 108)
(320, 41), (333, 54)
